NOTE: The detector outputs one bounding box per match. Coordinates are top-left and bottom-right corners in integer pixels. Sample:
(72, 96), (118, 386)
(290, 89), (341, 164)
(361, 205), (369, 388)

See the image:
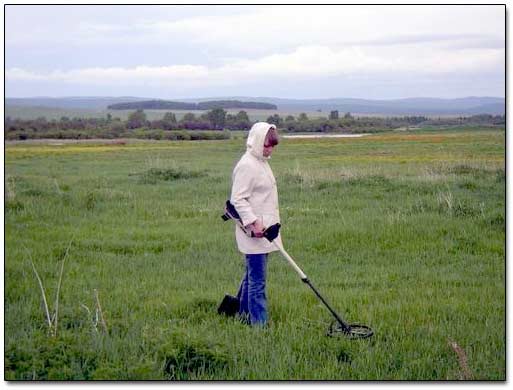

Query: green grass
(5, 128), (505, 380)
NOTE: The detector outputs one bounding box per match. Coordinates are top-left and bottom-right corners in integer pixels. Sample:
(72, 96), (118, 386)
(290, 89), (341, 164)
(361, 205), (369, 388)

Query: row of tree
(107, 99), (277, 110)
(4, 108), (241, 140)
(5, 108), (505, 141)
(124, 108), (250, 130)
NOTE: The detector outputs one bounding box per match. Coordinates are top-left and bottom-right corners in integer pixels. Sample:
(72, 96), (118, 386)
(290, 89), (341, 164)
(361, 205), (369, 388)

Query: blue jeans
(237, 253), (268, 326)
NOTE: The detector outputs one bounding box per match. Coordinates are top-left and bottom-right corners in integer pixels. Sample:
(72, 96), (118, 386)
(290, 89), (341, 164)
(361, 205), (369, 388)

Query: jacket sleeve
(231, 162), (258, 227)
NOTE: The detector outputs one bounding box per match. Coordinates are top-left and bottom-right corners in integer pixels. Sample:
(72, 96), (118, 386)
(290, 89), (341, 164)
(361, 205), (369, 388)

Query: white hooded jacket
(230, 122), (282, 254)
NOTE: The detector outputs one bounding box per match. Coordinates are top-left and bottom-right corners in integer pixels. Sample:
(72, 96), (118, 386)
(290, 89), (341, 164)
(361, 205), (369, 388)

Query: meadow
(4, 127), (505, 380)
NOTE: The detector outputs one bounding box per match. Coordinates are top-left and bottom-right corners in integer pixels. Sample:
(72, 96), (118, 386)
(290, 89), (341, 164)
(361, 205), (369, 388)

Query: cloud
(6, 5), (504, 53)
(6, 65), (210, 86)
(5, 5), (504, 98)
(353, 33), (504, 50)
(121, 6), (505, 53)
(6, 43), (504, 89)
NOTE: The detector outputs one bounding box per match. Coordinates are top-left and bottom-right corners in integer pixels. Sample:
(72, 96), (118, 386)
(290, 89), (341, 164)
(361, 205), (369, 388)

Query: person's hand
(249, 219), (265, 238)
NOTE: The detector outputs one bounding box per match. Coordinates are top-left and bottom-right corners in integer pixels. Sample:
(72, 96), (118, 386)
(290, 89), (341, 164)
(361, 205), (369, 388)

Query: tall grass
(5, 129), (505, 380)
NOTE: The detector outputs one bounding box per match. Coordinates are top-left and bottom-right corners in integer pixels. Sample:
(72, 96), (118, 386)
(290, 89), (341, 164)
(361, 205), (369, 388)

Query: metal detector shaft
(272, 241), (351, 332)
(272, 241), (307, 280)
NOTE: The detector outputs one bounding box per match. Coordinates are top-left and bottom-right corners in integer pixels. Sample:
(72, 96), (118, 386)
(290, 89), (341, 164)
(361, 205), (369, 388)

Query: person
(230, 122), (282, 326)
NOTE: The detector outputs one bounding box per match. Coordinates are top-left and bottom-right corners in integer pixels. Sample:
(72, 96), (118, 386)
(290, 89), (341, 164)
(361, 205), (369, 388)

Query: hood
(246, 122), (276, 160)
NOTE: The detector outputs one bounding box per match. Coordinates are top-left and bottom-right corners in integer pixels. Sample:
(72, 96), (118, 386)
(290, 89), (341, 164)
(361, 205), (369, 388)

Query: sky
(4, 4), (506, 100)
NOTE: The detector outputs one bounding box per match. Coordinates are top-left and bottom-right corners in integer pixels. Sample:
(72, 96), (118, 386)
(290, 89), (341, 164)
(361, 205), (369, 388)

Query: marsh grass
(25, 239), (73, 337)
(130, 156), (208, 184)
(136, 168), (207, 184)
(5, 129), (505, 380)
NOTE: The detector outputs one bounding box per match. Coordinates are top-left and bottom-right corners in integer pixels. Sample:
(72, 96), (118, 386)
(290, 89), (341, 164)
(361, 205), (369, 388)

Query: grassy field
(5, 128), (505, 380)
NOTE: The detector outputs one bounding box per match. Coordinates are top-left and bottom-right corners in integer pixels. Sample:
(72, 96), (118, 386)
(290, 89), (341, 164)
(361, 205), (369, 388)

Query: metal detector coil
(221, 200), (373, 339)
(328, 321), (374, 339)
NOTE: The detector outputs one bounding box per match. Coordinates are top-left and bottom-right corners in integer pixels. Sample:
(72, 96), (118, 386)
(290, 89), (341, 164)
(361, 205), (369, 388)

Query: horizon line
(5, 95), (505, 101)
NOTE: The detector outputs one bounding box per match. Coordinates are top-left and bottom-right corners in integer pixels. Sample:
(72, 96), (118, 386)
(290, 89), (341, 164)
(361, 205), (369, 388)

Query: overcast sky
(5, 4), (505, 100)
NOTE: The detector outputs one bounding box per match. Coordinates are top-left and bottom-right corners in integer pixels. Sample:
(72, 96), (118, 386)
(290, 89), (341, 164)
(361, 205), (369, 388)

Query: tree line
(4, 108), (505, 141)
(107, 99), (277, 110)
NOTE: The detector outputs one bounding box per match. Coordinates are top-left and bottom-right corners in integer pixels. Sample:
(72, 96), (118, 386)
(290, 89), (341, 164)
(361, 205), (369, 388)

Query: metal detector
(221, 200), (374, 339)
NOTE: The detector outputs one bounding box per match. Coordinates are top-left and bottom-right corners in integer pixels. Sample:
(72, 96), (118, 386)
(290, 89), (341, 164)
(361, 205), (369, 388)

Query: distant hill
(108, 100), (196, 110)
(197, 100), (277, 110)
(107, 99), (277, 110)
(6, 96), (150, 110)
(6, 96), (504, 115)
(234, 96), (505, 115)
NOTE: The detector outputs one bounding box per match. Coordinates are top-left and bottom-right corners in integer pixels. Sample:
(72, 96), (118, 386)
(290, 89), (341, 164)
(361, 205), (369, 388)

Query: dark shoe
(217, 294), (239, 317)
